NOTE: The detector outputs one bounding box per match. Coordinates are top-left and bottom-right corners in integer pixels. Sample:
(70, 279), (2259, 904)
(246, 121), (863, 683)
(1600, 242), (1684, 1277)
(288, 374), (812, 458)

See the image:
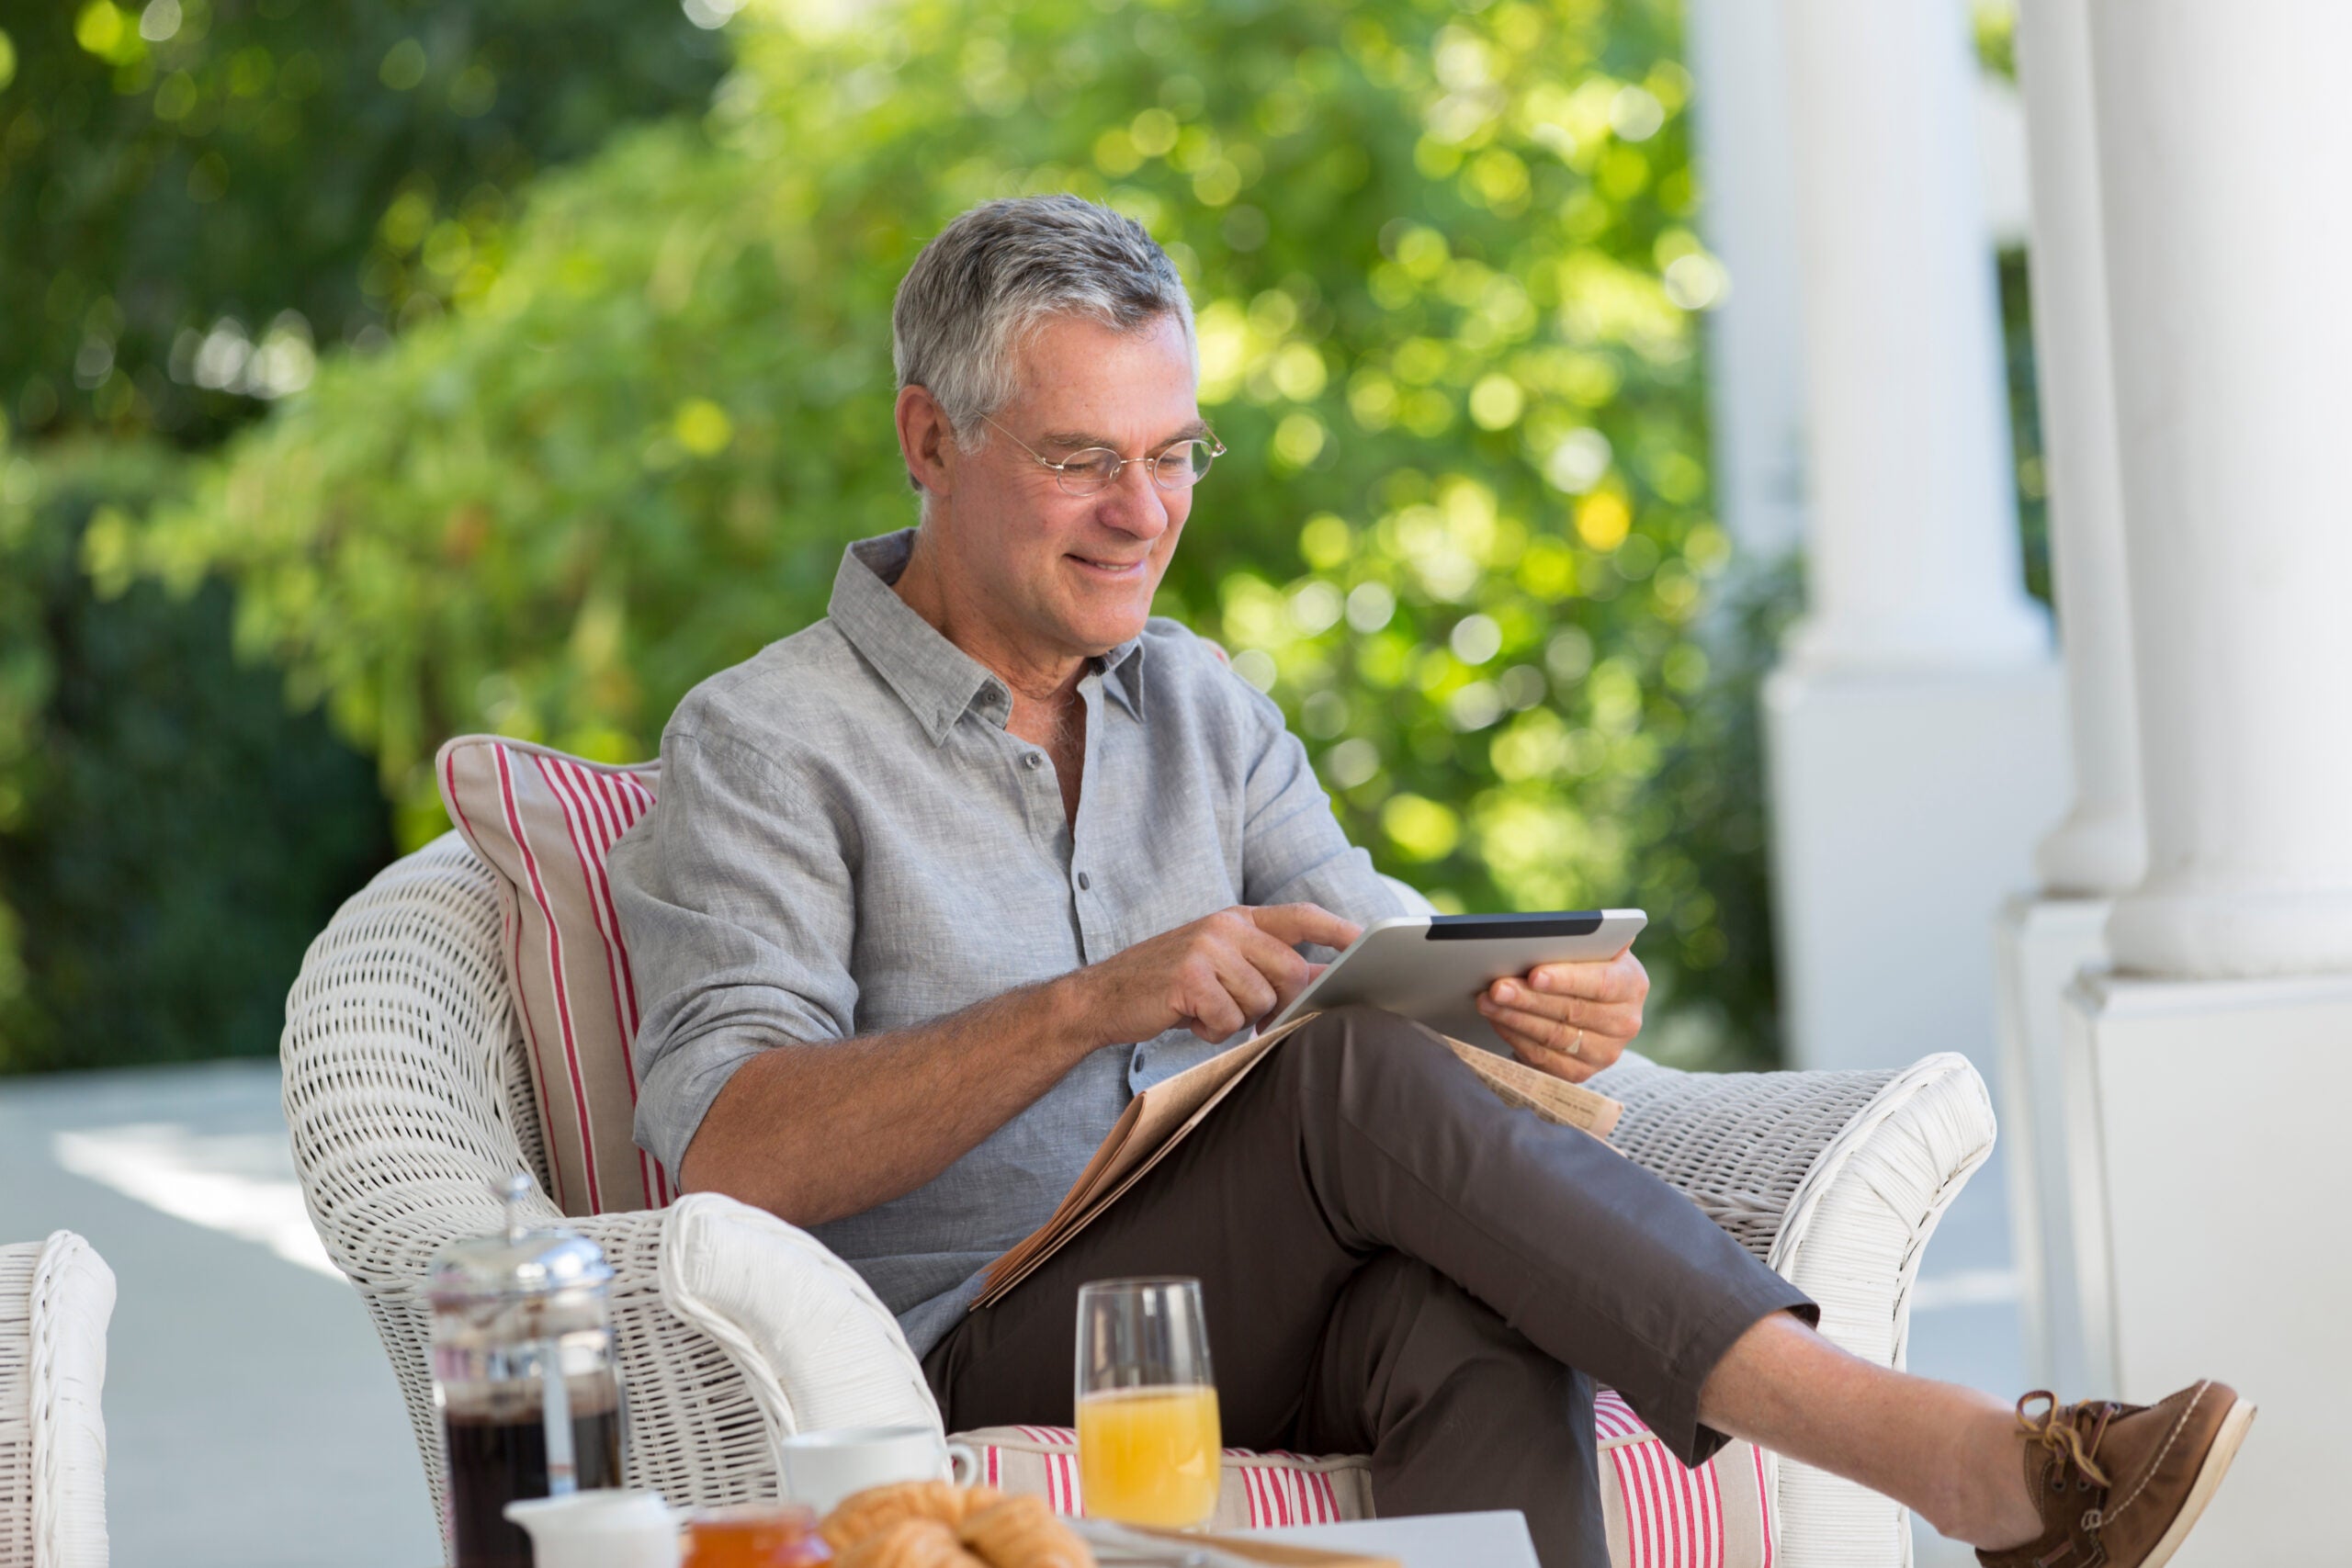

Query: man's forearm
(676, 973), (1105, 1226)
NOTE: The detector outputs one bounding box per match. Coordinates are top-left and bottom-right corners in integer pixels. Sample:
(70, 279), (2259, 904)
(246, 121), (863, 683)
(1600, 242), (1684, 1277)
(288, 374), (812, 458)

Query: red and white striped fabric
(1595, 1390), (1775, 1568)
(953, 1425), (1370, 1535)
(436, 736), (674, 1215)
(956, 1397), (1775, 1566)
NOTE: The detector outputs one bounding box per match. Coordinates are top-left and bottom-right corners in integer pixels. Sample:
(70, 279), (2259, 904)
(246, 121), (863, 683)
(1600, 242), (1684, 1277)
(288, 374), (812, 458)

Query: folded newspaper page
(974, 1013), (1623, 1309)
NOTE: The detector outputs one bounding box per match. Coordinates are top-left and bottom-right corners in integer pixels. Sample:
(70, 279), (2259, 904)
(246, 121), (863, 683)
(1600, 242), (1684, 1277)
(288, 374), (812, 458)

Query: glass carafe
(430, 1173), (627, 1568)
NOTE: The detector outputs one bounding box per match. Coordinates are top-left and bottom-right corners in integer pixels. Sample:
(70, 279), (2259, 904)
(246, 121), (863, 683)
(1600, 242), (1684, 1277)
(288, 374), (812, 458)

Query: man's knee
(1264, 1005), (1475, 1143)
(1291, 1003), (1442, 1064)
(1280, 1003), (1459, 1098)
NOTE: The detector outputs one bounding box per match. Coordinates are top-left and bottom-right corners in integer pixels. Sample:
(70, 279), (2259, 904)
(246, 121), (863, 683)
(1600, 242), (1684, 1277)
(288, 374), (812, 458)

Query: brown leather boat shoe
(1976, 1380), (2255, 1568)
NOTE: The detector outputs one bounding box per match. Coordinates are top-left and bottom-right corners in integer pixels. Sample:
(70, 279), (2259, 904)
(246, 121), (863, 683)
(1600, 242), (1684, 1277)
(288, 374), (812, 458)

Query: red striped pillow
(435, 736), (675, 1215)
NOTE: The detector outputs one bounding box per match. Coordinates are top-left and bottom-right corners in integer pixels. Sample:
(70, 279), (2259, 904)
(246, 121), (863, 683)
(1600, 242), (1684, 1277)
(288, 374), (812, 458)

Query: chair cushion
(436, 734), (673, 1214)
(956, 1389), (1776, 1564)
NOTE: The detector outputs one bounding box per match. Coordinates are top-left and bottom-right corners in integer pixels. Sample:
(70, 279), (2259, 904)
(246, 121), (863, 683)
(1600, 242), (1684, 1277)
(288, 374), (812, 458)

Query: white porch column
(1772, 3), (2048, 673)
(2093, 10), (2352, 981)
(1683, 0), (1807, 561)
(2064, 2), (2352, 1556)
(1762, 0), (2065, 1075)
(1990, 0), (2143, 1401)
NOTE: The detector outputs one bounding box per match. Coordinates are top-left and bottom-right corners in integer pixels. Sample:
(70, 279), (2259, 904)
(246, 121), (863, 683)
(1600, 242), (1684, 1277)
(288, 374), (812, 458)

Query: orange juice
(1077, 1383), (1223, 1528)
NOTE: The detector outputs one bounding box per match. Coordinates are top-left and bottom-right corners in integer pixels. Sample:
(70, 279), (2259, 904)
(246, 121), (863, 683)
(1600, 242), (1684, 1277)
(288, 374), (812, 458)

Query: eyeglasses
(979, 415), (1226, 498)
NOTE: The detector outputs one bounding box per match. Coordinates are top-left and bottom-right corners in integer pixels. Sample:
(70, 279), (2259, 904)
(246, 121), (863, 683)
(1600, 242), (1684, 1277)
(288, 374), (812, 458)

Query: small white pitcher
(505, 1488), (681, 1568)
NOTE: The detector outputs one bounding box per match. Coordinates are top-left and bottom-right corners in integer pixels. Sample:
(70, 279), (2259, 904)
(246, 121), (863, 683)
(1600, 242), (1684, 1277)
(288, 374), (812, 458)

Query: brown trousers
(922, 1007), (1815, 1568)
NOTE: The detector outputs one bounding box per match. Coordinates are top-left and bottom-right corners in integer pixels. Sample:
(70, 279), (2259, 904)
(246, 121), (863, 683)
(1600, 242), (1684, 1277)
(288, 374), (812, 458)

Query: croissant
(832, 1517), (989, 1568)
(956, 1495), (1094, 1568)
(820, 1480), (1006, 1551)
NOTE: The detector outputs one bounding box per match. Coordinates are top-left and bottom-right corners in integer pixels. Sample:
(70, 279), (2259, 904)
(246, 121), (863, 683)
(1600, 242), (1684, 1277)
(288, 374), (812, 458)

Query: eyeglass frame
(977, 414), (1227, 497)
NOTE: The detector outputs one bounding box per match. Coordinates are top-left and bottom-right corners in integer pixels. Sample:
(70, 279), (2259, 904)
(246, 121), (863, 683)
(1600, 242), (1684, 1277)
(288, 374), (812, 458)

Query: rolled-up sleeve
(1234, 683), (1404, 947)
(609, 724), (858, 1173)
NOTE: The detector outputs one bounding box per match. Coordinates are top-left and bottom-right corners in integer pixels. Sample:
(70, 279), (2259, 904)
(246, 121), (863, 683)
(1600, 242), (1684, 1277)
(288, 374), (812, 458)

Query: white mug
(777, 1425), (980, 1515)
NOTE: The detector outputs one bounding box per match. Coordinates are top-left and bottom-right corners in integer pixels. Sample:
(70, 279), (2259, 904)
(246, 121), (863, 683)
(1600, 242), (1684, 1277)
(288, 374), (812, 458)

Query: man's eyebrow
(1038, 419), (1214, 453)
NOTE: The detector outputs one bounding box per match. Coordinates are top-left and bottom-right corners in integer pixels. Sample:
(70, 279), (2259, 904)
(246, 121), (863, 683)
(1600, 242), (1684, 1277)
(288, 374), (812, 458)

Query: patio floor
(0, 1057), (2022, 1568)
(0, 1060), (440, 1568)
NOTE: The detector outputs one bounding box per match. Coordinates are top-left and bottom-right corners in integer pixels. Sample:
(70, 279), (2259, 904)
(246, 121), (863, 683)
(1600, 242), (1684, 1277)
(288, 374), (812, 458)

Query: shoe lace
(2015, 1391), (2117, 1493)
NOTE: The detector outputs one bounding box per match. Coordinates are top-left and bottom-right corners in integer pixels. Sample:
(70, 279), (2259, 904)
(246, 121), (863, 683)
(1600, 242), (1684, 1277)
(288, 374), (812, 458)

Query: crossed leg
(922, 1006), (2039, 1565)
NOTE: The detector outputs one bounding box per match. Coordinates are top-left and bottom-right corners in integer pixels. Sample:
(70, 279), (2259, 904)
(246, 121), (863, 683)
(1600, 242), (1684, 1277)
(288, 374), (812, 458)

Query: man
(609, 196), (2246, 1568)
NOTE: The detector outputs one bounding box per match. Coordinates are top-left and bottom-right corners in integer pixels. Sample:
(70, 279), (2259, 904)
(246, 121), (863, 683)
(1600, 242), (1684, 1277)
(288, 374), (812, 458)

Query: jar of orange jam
(683, 1504), (832, 1567)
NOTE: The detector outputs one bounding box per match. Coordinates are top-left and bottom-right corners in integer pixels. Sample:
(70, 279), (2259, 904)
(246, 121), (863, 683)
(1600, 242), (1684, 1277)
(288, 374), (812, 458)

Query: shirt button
(1076, 870), (1091, 890)
(1023, 752), (1044, 770)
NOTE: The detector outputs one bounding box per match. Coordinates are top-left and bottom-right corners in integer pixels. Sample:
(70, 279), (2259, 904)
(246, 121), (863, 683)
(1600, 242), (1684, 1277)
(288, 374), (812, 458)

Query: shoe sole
(2138, 1396), (2256, 1568)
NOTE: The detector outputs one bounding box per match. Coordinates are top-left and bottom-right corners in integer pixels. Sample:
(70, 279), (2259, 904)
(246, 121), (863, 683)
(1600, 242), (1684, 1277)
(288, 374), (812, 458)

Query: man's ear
(895, 384), (955, 497)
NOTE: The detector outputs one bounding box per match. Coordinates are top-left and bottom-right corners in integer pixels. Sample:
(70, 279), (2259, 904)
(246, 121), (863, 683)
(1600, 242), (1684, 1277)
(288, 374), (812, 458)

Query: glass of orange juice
(1074, 1277), (1223, 1530)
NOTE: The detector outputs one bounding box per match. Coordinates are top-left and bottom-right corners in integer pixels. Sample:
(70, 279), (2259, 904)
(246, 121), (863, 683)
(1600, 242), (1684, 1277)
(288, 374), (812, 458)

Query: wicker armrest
(659, 1195), (939, 1444)
(0, 1232), (115, 1568)
(281, 837), (786, 1520)
(1591, 1049), (1996, 1350)
(1592, 1049), (1996, 1565)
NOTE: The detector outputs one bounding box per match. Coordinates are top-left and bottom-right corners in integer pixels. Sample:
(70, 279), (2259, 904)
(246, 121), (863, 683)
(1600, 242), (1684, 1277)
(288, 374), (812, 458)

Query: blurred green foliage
(1973, 5), (2051, 608)
(0, 0), (724, 446)
(1972, 0), (2018, 82)
(0, 0), (723, 1071)
(124, 0), (1786, 1062)
(0, 437), (392, 1071)
(1999, 248), (2049, 607)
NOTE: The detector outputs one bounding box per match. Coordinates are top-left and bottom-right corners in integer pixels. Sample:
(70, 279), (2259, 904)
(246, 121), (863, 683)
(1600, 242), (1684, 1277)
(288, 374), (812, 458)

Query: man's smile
(1069, 552), (1151, 579)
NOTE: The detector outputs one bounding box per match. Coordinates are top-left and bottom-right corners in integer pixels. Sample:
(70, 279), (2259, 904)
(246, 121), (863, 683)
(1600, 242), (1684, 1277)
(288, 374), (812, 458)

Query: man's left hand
(1474, 948), (1647, 1083)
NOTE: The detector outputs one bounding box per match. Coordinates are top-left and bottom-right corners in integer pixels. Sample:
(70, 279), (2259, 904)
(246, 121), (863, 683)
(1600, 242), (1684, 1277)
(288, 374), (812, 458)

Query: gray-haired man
(610, 195), (2245, 1568)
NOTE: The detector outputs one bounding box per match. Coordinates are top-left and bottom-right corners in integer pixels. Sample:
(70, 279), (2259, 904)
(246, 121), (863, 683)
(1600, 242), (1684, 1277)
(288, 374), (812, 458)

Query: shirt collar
(828, 528), (1148, 743)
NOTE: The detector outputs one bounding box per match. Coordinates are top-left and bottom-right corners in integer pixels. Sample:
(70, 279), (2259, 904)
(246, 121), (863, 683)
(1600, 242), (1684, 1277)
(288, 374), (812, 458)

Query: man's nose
(1095, 457), (1172, 537)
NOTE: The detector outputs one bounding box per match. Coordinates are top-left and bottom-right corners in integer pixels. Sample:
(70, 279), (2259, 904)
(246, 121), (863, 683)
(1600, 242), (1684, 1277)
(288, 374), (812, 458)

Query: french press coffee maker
(429, 1174), (627, 1568)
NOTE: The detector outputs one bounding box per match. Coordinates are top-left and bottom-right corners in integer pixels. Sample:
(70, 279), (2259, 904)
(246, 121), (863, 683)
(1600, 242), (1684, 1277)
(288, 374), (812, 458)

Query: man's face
(940, 310), (1204, 660)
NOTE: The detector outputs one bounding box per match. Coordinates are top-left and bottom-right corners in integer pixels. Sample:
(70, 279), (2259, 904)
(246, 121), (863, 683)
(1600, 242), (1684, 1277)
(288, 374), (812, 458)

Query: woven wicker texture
(1592, 1052), (1896, 1261)
(0, 1233), (116, 1568)
(287, 834), (1995, 1568)
(281, 834), (777, 1525)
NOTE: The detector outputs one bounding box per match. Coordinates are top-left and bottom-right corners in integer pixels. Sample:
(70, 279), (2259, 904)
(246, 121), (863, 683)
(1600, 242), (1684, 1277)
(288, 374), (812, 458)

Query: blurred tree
(124, 0), (1787, 1064)
(0, 436), (391, 1072)
(0, 0), (726, 446)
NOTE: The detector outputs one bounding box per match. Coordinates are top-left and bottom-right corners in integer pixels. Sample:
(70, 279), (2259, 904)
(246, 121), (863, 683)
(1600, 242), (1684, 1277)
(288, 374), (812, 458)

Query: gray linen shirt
(609, 528), (1403, 1358)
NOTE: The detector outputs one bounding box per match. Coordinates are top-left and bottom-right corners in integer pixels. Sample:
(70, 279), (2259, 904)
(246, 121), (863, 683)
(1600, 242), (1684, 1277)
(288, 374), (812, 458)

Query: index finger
(1249, 902), (1363, 952)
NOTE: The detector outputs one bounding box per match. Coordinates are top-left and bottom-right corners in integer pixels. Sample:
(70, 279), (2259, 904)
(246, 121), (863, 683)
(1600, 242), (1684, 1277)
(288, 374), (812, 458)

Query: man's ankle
(1944, 1413), (2038, 1551)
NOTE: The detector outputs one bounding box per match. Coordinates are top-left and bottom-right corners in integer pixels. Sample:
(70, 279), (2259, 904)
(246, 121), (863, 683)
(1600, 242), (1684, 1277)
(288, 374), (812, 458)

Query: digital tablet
(1265, 909), (1648, 1055)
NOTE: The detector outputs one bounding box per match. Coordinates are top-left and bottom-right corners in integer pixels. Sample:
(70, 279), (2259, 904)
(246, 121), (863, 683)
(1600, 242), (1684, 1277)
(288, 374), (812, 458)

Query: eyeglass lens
(1057, 443), (1216, 496)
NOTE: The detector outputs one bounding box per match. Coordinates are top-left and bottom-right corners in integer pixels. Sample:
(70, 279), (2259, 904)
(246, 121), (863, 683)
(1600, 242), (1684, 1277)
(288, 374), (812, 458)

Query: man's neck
(891, 525), (1088, 715)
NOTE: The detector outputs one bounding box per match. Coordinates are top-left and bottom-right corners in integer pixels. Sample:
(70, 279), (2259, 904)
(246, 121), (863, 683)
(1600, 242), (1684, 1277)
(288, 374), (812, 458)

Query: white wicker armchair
(0, 1232), (116, 1568)
(284, 832), (1996, 1567)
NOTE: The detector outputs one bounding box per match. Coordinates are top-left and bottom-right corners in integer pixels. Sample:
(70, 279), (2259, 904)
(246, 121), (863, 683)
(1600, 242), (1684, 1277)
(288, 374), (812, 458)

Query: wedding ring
(1566, 1026), (1585, 1059)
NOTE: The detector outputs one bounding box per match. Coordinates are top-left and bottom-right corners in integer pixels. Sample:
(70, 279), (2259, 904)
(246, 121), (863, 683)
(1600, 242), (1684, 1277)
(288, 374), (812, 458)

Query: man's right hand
(1066, 904), (1363, 1045)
